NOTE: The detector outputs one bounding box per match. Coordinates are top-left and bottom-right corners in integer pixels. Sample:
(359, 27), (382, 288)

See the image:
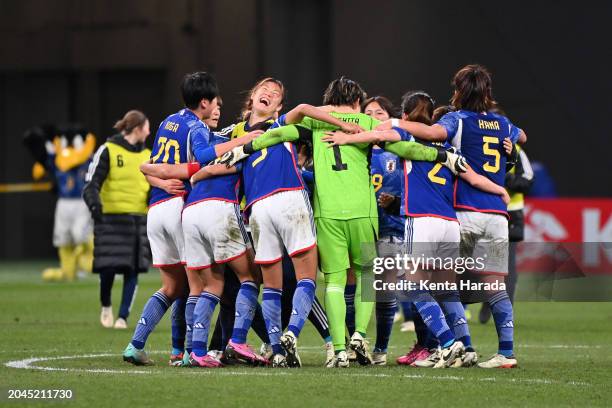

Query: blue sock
(435, 290), (472, 349)
(374, 300), (396, 352)
(231, 281), (259, 344)
(410, 290), (455, 347)
(412, 303), (438, 349)
(344, 284), (356, 336)
(262, 288), (283, 355)
(489, 291), (514, 357)
(130, 291), (170, 350)
(192, 292), (220, 357)
(171, 297), (186, 354)
(185, 295), (198, 354)
(400, 301), (414, 321)
(287, 279), (316, 337)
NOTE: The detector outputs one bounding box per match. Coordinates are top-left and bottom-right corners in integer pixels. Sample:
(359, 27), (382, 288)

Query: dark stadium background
(0, 0), (610, 259)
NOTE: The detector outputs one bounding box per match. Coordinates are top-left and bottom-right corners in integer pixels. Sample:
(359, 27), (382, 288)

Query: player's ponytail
(450, 64), (496, 113)
(113, 110), (148, 134)
(400, 91), (435, 125)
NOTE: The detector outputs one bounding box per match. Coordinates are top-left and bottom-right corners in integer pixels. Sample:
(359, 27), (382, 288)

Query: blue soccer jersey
(185, 135), (243, 206)
(370, 148), (404, 237)
(241, 114), (305, 209)
(393, 128), (456, 221)
(149, 109), (216, 207)
(437, 110), (519, 215)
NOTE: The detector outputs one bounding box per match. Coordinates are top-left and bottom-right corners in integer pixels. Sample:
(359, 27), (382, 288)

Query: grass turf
(1, 261), (611, 407)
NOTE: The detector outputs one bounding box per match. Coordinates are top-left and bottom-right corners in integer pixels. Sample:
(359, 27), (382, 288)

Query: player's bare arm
(321, 129), (400, 146)
(283, 104), (362, 134)
(459, 165), (510, 204)
(190, 163), (238, 184)
(144, 174), (185, 196)
(375, 120), (447, 142)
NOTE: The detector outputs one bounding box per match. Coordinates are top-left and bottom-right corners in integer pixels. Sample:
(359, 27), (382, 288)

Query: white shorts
(53, 198), (93, 247)
(403, 216), (461, 261)
(147, 196), (185, 267)
(249, 189), (316, 264)
(182, 200), (249, 270)
(457, 211), (509, 275)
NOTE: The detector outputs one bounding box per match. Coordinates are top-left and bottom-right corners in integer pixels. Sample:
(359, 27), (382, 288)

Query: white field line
(3, 353), (590, 387)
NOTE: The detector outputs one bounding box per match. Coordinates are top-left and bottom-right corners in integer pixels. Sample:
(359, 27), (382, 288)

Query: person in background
(83, 110), (152, 329)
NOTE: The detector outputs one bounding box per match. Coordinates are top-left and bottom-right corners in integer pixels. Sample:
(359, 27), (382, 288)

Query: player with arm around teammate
(369, 65), (521, 368)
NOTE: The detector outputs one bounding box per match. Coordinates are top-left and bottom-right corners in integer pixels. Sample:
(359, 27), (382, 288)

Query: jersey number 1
(331, 145), (348, 171)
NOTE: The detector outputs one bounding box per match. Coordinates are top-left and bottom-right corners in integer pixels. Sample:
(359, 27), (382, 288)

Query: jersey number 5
(482, 136), (500, 173)
(151, 137), (180, 164)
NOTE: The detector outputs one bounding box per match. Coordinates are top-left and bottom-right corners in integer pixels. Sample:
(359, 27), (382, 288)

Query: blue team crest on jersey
(385, 159), (396, 173)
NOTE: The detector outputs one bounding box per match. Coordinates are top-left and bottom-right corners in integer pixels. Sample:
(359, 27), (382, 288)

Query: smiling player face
(251, 81), (283, 117)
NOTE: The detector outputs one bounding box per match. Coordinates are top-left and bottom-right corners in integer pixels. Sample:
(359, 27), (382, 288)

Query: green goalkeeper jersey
(299, 113), (379, 220)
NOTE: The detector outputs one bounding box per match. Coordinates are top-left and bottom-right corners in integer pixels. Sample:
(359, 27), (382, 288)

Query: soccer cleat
(280, 331), (301, 368)
(113, 317), (127, 329)
(397, 343), (429, 366)
(413, 348), (441, 368)
(100, 306), (114, 328)
(225, 340), (269, 366)
(189, 352), (224, 368)
(456, 350), (478, 367)
(433, 341), (465, 368)
(271, 353), (288, 368)
(347, 348), (357, 361)
(324, 342), (335, 367)
(477, 354), (517, 369)
(181, 352), (191, 367)
(123, 343), (153, 366)
(349, 332), (373, 366)
(326, 351), (349, 368)
(168, 352), (184, 367)
(259, 343), (273, 361)
(400, 321), (415, 332)
(372, 351), (387, 366)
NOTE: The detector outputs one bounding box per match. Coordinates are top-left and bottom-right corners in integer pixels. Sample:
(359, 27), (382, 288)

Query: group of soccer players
(122, 63), (522, 369)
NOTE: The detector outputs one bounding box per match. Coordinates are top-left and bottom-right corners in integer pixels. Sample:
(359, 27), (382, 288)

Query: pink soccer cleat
(225, 340), (269, 366)
(396, 343), (430, 366)
(189, 352), (224, 368)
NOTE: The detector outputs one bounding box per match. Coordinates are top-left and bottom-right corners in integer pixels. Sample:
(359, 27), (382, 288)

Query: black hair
(322, 76), (366, 106)
(181, 71), (220, 110)
(450, 64), (496, 112)
(400, 91), (435, 125)
(361, 96), (399, 118)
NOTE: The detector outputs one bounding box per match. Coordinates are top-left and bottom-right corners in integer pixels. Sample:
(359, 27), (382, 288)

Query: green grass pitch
(1, 261), (611, 407)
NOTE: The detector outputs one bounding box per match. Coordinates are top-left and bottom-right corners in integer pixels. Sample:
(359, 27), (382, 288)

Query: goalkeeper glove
(219, 143), (254, 168)
(436, 147), (467, 175)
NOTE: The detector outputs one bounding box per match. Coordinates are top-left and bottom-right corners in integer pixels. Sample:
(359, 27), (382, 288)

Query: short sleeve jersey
(437, 110), (518, 214)
(299, 112), (380, 220)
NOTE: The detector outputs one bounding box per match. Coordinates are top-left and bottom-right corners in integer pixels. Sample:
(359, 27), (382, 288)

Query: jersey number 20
(151, 137), (180, 164)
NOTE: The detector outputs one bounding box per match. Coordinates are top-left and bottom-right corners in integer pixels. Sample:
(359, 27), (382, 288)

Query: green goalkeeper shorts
(315, 217), (378, 274)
